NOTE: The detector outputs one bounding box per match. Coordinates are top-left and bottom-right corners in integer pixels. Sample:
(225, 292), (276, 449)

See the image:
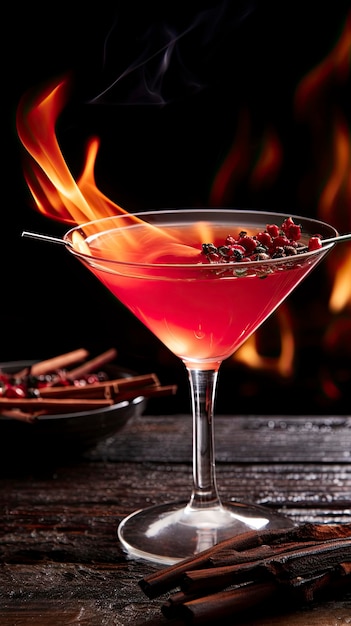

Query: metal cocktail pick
(321, 233), (351, 245)
(22, 231), (74, 247)
(22, 230), (351, 247)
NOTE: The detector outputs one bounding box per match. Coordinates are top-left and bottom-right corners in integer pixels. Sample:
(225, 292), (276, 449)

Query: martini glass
(63, 208), (337, 565)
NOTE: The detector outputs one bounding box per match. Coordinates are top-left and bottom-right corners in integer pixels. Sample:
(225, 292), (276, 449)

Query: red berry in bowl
(5, 385), (26, 398)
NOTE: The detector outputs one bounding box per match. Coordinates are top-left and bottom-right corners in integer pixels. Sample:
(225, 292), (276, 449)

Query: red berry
(308, 236), (322, 251)
(207, 252), (221, 262)
(237, 235), (257, 253)
(272, 235), (290, 249)
(87, 375), (99, 384)
(281, 217), (301, 241)
(256, 232), (272, 247)
(288, 224), (301, 241)
(5, 385), (26, 398)
(266, 224), (280, 238)
(230, 244), (246, 254)
(281, 216), (294, 232)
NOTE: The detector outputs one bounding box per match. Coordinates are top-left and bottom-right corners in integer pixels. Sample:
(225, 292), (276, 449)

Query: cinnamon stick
(139, 523), (351, 598)
(39, 374), (160, 399)
(113, 384), (177, 403)
(181, 537), (351, 594)
(208, 540), (315, 567)
(67, 348), (117, 379)
(0, 382), (176, 414)
(162, 581), (279, 623)
(138, 524), (310, 598)
(114, 373), (160, 390)
(41, 382), (176, 404)
(162, 566), (351, 623)
(139, 523), (351, 624)
(14, 348), (90, 378)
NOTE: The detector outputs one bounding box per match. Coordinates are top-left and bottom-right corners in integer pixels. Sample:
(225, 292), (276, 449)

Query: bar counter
(0, 413), (350, 625)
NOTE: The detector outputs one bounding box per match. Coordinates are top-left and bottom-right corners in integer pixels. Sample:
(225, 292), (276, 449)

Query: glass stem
(186, 367), (222, 510)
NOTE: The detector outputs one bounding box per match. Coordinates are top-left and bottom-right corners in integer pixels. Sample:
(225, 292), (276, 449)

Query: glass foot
(117, 500), (295, 565)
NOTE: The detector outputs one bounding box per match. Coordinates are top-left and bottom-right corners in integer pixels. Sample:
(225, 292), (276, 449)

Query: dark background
(4, 1), (351, 414)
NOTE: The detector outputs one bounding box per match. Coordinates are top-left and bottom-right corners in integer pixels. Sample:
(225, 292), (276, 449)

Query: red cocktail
(64, 208), (338, 564)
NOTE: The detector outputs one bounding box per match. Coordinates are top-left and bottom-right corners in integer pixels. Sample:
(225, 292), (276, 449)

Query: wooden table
(0, 413), (350, 625)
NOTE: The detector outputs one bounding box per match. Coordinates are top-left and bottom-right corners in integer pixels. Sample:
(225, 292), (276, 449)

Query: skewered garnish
(201, 216), (322, 263)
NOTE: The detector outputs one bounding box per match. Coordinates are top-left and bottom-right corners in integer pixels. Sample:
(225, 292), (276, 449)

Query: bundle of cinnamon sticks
(0, 348), (176, 421)
(139, 522), (351, 623)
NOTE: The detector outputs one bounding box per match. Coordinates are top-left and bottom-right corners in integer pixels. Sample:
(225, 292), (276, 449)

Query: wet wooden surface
(0, 414), (350, 625)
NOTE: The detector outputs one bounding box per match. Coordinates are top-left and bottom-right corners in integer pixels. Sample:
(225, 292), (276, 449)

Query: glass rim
(63, 207), (338, 269)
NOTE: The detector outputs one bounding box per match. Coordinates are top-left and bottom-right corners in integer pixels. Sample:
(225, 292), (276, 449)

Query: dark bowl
(0, 361), (147, 467)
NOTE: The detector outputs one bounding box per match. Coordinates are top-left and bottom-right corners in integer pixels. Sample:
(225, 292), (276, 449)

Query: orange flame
(294, 12), (351, 316)
(16, 76), (127, 225)
(208, 109), (251, 206)
(318, 114), (351, 224)
(321, 114), (351, 313)
(208, 111), (282, 206)
(329, 251), (351, 312)
(233, 306), (295, 379)
(294, 11), (351, 118)
(249, 126), (282, 190)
